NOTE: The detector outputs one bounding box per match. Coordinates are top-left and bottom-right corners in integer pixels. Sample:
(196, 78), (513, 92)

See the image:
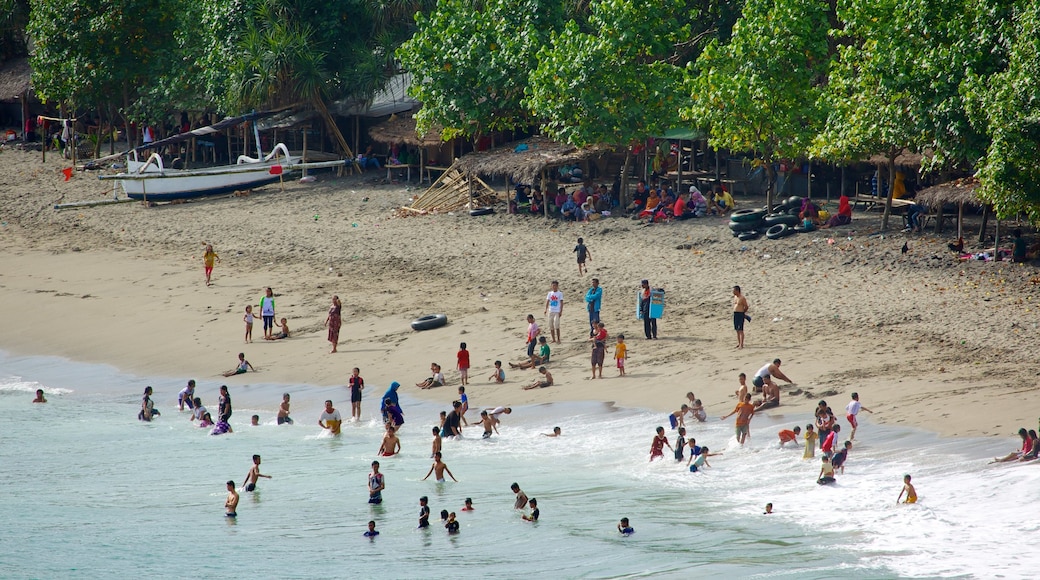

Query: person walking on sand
(845, 392), (873, 441)
(422, 451), (458, 483)
(348, 367), (364, 421)
(584, 278), (603, 337)
(259, 287), (276, 340)
(525, 314), (541, 358)
(225, 480), (239, 517)
(457, 343), (470, 386)
(325, 295), (342, 354)
(368, 461), (385, 504)
(544, 281), (564, 344)
(203, 243), (220, 286)
(574, 237), (592, 276)
(732, 285), (750, 349)
(720, 393), (756, 445)
(243, 454), (271, 492)
(639, 280), (658, 339)
(897, 474), (917, 504)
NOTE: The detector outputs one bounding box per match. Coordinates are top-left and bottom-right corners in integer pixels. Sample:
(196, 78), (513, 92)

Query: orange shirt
(778, 429), (797, 443)
(732, 402), (755, 426)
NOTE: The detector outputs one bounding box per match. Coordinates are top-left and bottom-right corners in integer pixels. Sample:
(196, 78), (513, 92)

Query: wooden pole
(978, 205), (989, 243)
(994, 216), (1001, 260)
(957, 202), (964, 240)
(302, 126), (309, 178)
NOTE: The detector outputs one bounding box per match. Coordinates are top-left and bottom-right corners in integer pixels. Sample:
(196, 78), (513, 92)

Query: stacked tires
(729, 196), (810, 241)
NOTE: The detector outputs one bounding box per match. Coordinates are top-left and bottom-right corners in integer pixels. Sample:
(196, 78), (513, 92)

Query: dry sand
(1, 146), (1037, 437)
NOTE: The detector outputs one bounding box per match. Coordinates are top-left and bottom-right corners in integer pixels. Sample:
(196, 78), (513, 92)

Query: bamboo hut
(0, 58), (32, 139)
(367, 110), (448, 182)
(915, 177), (983, 240)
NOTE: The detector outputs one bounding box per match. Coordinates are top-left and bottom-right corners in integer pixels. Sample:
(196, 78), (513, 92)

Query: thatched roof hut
(865, 150), (929, 167)
(0, 57), (31, 102)
(454, 136), (612, 185)
(915, 177), (981, 208)
(367, 111), (443, 147)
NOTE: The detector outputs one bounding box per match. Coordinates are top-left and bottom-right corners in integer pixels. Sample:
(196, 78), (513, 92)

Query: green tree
(964, 1), (1040, 219)
(0, 0), (30, 59)
(398, 0), (566, 141)
(686, 0), (830, 209)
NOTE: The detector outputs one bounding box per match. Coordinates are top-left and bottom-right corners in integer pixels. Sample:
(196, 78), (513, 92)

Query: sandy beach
(1, 146), (1036, 437)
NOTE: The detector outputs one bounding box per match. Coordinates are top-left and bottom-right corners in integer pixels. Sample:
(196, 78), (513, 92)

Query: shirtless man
(542, 426), (562, 437)
(752, 359), (793, 393)
(378, 425), (402, 456)
(511, 482), (529, 510)
(755, 381), (780, 410)
(243, 454), (271, 492)
(422, 451), (458, 483)
(32, 389), (46, 403)
(430, 426), (442, 457)
(732, 285), (750, 349)
(318, 400), (342, 435)
(475, 410), (498, 438)
(735, 373), (748, 401)
(523, 367), (553, 390)
(225, 480), (239, 517)
(277, 393), (293, 425)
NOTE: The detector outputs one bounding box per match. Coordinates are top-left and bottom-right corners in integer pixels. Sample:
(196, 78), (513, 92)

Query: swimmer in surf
(897, 474), (917, 504)
(225, 480), (239, 517)
(243, 454), (271, 492)
(33, 389), (46, 403)
(422, 451), (457, 483)
(377, 425), (402, 456)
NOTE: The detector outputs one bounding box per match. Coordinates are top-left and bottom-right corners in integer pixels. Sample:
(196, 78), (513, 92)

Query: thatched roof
(915, 177), (982, 208)
(0, 58), (31, 101)
(367, 111), (444, 147)
(865, 149), (930, 168)
(454, 136), (612, 185)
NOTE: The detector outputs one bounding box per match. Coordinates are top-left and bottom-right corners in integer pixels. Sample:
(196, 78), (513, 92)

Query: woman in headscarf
(381, 382), (401, 422)
(325, 295), (342, 353)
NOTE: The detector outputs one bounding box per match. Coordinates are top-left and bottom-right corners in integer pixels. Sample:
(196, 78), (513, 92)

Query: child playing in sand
(264, 318), (289, 340)
(614, 335), (626, 377)
(222, 353), (255, 376)
(457, 343), (470, 386)
(417, 363), (444, 389)
(522, 367), (553, 390)
(488, 360), (505, 383)
(243, 305), (254, 343)
(591, 340), (605, 379)
(203, 243), (220, 286)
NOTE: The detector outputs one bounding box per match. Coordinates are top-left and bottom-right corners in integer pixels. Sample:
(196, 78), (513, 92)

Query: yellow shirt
(615, 343), (627, 359)
(204, 250), (218, 268)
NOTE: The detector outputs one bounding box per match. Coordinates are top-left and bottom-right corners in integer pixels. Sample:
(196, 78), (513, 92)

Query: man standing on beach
(639, 280), (658, 339)
(721, 393), (756, 445)
(585, 278), (602, 337)
(732, 286), (749, 349)
(544, 281), (564, 344)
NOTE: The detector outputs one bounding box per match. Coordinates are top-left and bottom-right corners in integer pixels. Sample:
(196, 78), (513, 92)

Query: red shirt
(457, 349), (470, 370)
(778, 429), (797, 443)
(673, 197), (687, 216)
(593, 328), (608, 342)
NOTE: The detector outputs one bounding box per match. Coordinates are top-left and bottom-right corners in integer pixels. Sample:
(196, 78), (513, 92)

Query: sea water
(1, 350), (1038, 579)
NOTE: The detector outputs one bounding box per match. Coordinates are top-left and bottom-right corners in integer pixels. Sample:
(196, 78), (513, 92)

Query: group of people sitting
(629, 180), (735, 223)
(509, 182), (618, 219)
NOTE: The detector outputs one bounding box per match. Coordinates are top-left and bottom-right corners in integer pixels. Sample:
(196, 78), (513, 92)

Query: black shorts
(245, 482), (256, 492)
(263, 315), (274, 331)
(277, 416), (293, 425)
(351, 389), (362, 403)
(752, 375), (765, 389)
(733, 311), (746, 331)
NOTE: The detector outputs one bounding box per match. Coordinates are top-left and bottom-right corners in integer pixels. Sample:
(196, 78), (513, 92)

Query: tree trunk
(763, 155), (776, 210)
(312, 95), (360, 173)
(880, 151), (897, 232)
(620, 149), (632, 210)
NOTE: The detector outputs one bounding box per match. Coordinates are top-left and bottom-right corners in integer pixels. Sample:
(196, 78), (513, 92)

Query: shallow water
(2, 351), (1037, 578)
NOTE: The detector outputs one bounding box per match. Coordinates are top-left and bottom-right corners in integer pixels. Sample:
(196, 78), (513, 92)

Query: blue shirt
(585, 286), (602, 312)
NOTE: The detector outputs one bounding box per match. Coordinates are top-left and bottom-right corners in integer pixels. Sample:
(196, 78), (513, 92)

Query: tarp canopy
(658, 128), (706, 141)
(332, 73), (418, 118)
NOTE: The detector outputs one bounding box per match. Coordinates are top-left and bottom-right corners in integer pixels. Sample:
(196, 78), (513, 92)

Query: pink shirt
(527, 322), (539, 342)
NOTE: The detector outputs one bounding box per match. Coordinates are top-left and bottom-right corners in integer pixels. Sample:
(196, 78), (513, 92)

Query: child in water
(802, 424), (817, 459)
(817, 455), (835, 485)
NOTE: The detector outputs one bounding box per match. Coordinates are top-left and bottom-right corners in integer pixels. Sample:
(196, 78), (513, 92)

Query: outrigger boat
(97, 111), (347, 202)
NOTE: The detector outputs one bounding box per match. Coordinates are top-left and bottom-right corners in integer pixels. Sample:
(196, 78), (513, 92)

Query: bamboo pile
(396, 162), (498, 216)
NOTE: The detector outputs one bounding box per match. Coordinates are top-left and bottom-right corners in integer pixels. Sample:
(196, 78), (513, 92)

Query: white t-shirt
(194, 405), (207, 420)
(488, 406), (506, 418)
(433, 372), (445, 384)
(546, 291), (564, 313)
(755, 364), (772, 379)
(320, 409), (342, 423)
(846, 400), (861, 416)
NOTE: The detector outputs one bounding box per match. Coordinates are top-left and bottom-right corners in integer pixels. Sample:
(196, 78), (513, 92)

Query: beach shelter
(367, 110), (448, 182)
(915, 177), (991, 242)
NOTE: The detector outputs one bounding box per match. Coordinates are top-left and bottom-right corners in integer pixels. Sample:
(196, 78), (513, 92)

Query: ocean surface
(1, 350), (1037, 579)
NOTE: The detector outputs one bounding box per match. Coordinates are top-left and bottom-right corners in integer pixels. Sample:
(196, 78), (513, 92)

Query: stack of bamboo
(398, 162), (498, 215)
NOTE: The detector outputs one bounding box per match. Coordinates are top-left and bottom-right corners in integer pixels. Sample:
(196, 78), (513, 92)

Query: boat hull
(119, 165), (292, 202)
